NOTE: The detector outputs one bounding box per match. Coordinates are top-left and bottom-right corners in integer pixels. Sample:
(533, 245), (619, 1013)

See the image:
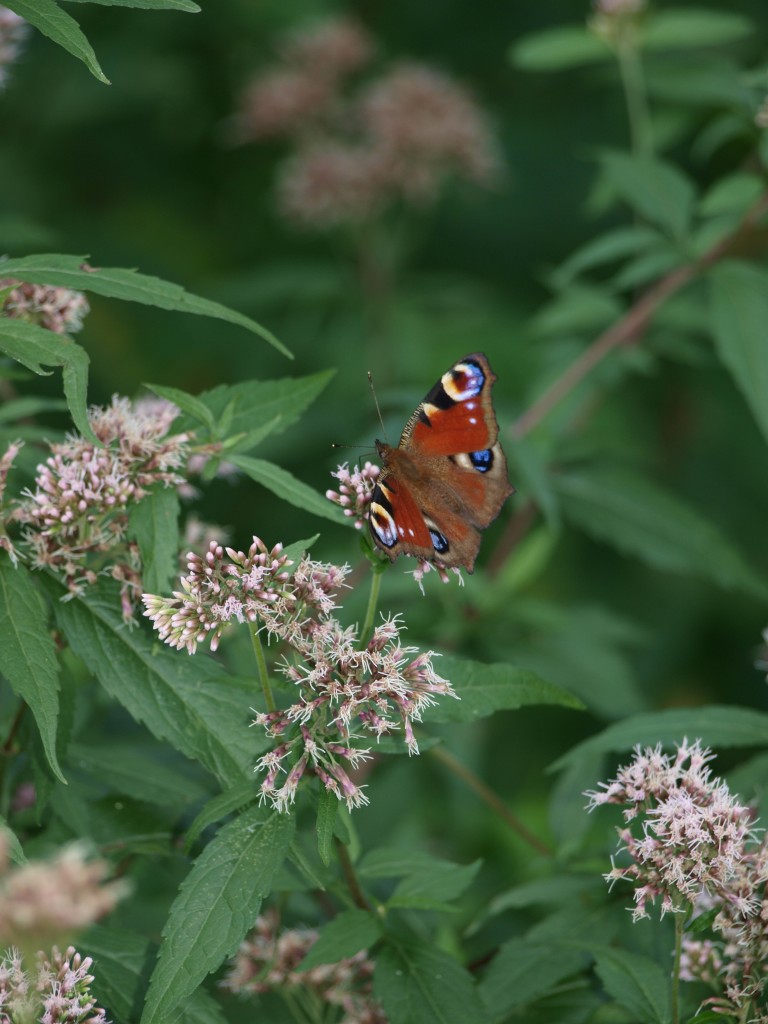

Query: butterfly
(369, 353), (513, 573)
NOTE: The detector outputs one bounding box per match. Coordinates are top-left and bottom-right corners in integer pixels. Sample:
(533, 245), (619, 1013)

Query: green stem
(251, 625), (276, 713)
(671, 913), (684, 1024)
(617, 40), (653, 156)
(335, 837), (373, 911)
(358, 565), (383, 649)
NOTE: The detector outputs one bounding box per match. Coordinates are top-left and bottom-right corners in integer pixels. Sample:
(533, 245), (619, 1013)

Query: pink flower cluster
(0, 946), (108, 1024)
(143, 536), (457, 812)
(0, 278), (89, 334)
(223, 910), (386, 1024)
(326, 461), (380, 530)
(587, 739), (756, 921)
(13, 395), (189, 615)
(235, 17), (499, 228)
(0, 10), (27, 89)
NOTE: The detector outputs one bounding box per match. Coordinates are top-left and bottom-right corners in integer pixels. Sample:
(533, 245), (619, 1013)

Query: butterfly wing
(369, 353), (513, 572)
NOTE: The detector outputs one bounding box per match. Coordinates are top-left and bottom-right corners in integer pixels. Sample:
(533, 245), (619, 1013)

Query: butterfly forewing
(370, 352), (513, 572)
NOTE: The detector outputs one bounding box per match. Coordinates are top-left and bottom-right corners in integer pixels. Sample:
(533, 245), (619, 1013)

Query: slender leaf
(374, 942), (486, 1024)
(144, 383), (215, 431)
(479, 938), (589, 1016)
(0, 556), (64, 783)
(553, 705), (768, 772)
(594, 948), (671, 1024)
(709, 260), (768, 448)
(67, 741), (211, 807)
(556, 465), (767, 598)
(4, 0), (109, 82)
(184, 781), (256, 852)
(0, 820), (26, 865)
(388, 859), (481, 910)
(358, 846), (450, 880)
(554, 224), (663, 286)
(0, 319), (95, 442)
(127, 485), (180, 595)
(643, 9), (753, 50)
(46, 578), (256, 788)
(600, 152), (695, 241)
(427, 653), (583, 724)
(229, 454), (346, 524)
(300, 909), (381, 970)
(141, 807), (295, 1024)
(0, 254), (290, 357)
(64, 0), (198, 9)
(511, 27), (611, 70)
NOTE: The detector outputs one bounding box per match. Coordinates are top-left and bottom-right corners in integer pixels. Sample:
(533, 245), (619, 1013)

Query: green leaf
(0, 556), (64, 783)
(553, 705), (768, 772)
(0, 396), (68, 423)
(144, 383), (215, 432)
(511, 26), (612, 70)
(553, 224), (663, 286)
(46, 577), (256, 788)
(0, 319), (95, 442)
(4, 0), (109, 83)
(388, 859), (481, 910)
(300, 909), (380, 970)
(64, 0), (199, 9)
(427, 654), (583, 724)
(699, 174), (764, 217)
(0, 254), (290, 357)
(600, 152), (695, 241)
(229, 454), (346, 524)
(594, 948), (671, 1024)
(358, 846), (451, 880)
(374, 942), (487, 1024)
(316, 787), (338, 868)
(709, 260), (768, 449)
(184, 781), (256, 852)
(192, 370), (334, 442)
(555, 465), (767, 598)
(127, 485), (180, 595)
(643, 8), (753, 51)
(479, 938), (589, 1016)
(0, 819), (26, 865)
(67, 741), (211, 807)
(141, 806), (295, 1024)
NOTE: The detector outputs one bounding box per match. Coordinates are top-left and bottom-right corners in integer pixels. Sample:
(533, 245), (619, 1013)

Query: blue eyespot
(469, 449), (493, 473)
(430, 529), (449, 553)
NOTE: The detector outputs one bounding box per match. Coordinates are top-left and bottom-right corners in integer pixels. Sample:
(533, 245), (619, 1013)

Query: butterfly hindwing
(370, 352), (513, 572)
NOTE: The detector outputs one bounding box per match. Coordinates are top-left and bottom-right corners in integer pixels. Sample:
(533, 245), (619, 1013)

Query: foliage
(1, 1), (768, 1023)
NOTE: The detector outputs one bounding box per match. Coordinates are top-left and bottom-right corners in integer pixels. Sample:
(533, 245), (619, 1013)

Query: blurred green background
(3, 0), (768, 886)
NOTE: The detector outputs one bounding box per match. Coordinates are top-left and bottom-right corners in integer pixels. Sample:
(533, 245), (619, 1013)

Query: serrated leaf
(388, 859), (481, 910)
(141, 806), (295, 1024)
(300, 909), (380, 970)
(511, 26), (611, 70)
(127, 485), (180, 595)
(46, 577), (255, 788)
(553, 225), (663, 286)
(709, 260), (768, 448)
(600, 152), (695, 241)
(594, 948), (671, 1024)
(144, 383), (214, 431)
(65, 0), (198, 9)
(316, 787), (337, 867)
(358, 847), (451, 880)
(555, 466), (767, 598)
(374, 942), (486, 1024)
(184, 781), (256, 852)
(0, 319), (95, 442)
(192, 370), (334, 441)
(0, 254), (289, 357)
(643, 8), (753, 50)
(552, 705), (768, 772)
(479, 938), (589, 1016)
(0, 557), (64, 782)
(427, 654), (583, 724)
(67, 741), (211, 807)
(4, 0), (109, 83)
(229, 454), (346, 524)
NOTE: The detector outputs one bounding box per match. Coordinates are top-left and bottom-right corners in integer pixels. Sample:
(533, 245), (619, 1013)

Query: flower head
(0, 279), (89, 334)
(0, 944), (109, 1024)
(326, 461), (380, 529)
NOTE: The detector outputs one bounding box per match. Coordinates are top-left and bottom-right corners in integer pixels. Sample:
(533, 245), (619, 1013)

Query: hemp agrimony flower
(143, 536), (457, 812)
(223, 909), (386, 1023)
(0, 278), (90, 334)
(0, 944), (109, 1024)
(586, 739), (757, 920)
(326, 461), (380, 530)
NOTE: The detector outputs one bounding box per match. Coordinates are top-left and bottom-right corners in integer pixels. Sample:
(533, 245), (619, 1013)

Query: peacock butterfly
(369, 353), (513, 573)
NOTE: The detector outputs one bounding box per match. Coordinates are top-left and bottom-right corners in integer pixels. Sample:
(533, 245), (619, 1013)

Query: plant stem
(429, 744), (552, 856)
(671, 913), (684, 1024)
(358, 565), (382, 648)
(251, 625), (276, 713)
(617, 39), (653, 156)
(335, 837), (373, 911)
(511, 191), (768, 441)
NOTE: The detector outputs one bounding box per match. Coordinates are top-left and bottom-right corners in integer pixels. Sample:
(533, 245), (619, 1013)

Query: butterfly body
(369, 353), (513, 572)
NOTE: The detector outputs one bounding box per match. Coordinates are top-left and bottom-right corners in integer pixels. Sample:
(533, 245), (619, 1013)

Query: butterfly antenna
(368, 370), (389, 443)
